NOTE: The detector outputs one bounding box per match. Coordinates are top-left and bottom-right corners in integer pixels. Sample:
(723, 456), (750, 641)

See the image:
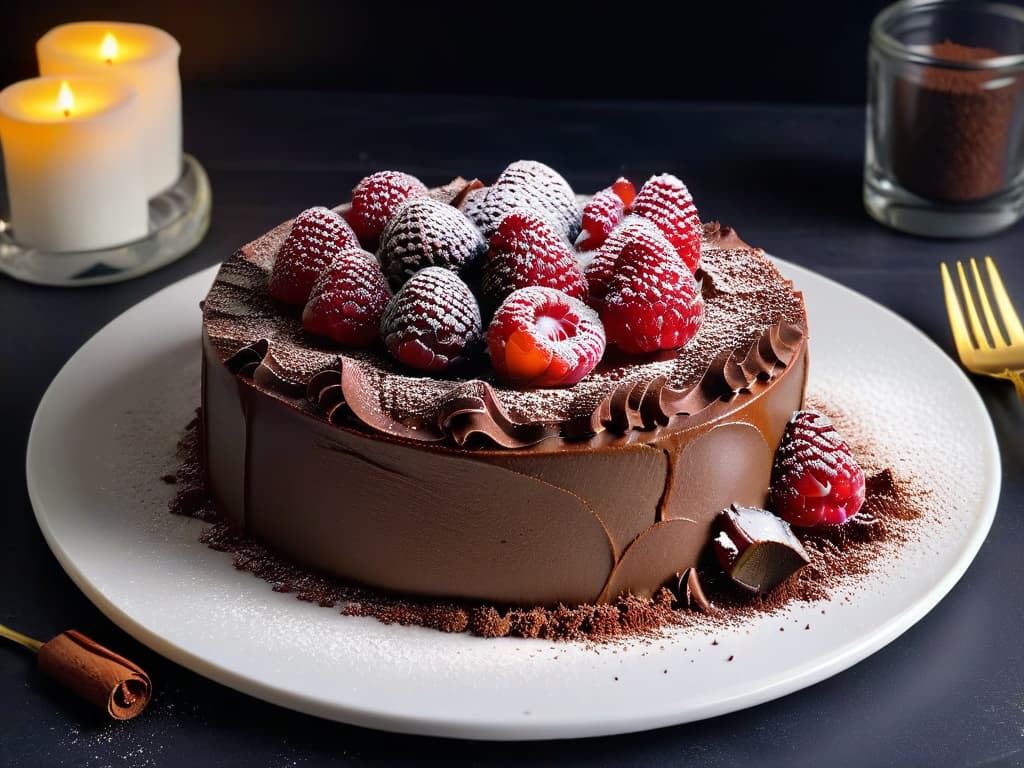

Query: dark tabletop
(1, 89), (1022, 768)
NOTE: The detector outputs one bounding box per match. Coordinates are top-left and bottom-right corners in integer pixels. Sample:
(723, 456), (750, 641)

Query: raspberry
(583, 216), (673, 307)
(268, 207), (361, 305)
(611, 177), (636, 209)
(575, 188), (625, 253)
(377, 197), (487, 289)
(302, 248), (392, 347)
(380, 267), (483, 373)
(487, 287), (605, 388)
(599, 237), (703, 354)
(770, 411), (866, 527)
(347, 170), (429, 248)
(482, 210), (588, 309)
(630, 173), (701, 273)
(476, 160), (582, 241)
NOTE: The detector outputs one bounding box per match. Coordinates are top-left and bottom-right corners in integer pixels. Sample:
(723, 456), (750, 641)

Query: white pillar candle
(37, 21), (182, 197)
(0, 76), (148, 252)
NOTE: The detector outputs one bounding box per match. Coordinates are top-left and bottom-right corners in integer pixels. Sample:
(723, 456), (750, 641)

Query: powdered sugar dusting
(631, 173), (702, 272)
(476, 160), (583, 240)
(487, 286), (605, 386)
(303, 248), (392, 346)
(348, 170), (429, 246)
(379, 267), (483, 371)
(377, 197), (486, 289)
(577, 187), (626, 251)
(601, 235), (703, 354)
(267, 207), (360, 305)
(482, 209), (588, 306)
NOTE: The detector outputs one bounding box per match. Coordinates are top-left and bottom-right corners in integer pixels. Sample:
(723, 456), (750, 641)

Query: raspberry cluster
(268, 162), (705, 383)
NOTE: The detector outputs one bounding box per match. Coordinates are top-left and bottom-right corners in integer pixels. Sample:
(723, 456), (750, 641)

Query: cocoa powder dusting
(170, 398), (928, 643)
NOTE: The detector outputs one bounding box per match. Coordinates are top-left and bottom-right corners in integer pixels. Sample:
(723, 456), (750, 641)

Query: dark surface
(3, 1), (892, 103)
(1, 89), (1023, 767)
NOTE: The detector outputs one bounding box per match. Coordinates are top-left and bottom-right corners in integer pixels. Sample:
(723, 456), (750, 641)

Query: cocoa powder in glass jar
(891, 41), (1018, 202)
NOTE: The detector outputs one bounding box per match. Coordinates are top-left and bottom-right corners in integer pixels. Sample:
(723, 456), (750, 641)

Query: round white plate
(27, 260), (1000, 740)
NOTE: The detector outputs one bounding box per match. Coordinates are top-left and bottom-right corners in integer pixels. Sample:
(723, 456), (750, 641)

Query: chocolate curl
(37, 630), (152, 720)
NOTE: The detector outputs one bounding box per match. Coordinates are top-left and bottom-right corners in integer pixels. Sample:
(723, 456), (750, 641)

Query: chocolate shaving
(37, 630), (152, 720)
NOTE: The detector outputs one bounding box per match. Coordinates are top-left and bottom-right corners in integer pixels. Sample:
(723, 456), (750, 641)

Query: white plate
(27, 260), (1000, 740)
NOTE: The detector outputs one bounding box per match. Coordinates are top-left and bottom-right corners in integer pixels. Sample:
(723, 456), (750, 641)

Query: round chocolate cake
(200, 167), (808, 607)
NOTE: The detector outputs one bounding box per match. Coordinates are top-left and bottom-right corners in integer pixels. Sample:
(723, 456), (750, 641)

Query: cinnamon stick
(36, 630), (152, 720)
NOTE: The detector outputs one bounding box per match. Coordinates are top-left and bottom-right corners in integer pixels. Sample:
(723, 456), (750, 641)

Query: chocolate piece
(713, 505), (810, 595)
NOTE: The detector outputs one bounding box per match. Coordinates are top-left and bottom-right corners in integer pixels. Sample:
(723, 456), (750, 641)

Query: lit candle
(37, 22), (181, 197)
(0, 76), (148, 252)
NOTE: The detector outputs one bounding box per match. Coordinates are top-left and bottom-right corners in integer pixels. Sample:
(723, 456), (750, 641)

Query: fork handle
(1004, 369), (1024, 402)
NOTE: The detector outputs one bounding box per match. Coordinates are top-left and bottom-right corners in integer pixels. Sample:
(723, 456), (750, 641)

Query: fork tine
(956, 260), (992, 350)
(969, 258), (1008, 347)
(941, 262), (978, 362)
(984, 256), (1024, 345)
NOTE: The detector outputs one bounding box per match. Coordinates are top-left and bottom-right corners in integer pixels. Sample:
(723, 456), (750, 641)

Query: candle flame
(100, 32), (118, 63)
(57, 81), (74, 117)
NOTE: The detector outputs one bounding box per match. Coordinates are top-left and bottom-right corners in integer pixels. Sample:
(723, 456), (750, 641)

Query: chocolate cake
(199, 168), (808, 608)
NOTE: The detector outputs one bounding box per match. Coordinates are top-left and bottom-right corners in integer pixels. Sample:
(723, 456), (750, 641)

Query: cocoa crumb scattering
(169, 397), (928, 643)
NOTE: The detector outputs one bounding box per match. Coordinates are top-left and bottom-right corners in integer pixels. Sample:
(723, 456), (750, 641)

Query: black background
(6, 0), (894, 104)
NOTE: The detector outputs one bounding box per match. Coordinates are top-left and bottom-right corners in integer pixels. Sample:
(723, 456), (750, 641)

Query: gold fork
(941, 256), (1024, 400)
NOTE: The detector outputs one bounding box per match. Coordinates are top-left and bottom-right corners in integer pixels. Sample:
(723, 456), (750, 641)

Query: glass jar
(864, 0), (1024, 238)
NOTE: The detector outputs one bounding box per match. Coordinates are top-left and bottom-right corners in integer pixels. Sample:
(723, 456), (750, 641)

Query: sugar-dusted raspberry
(476, 160), (582, 240)
(302, 248), (392, 347)
(630, 173), (701, 273)
(268, 206), (361, 305)
(380, 267), (483, 373)
(347, 170), (429, 248)
(770, 411), (866, 527)
(376, 198), (487, 290)
(600, 237), (703, 354)
(376, 197), (487, 290)
(583, 216), (672, 307)
(487, 287), (605, 388)
(575, 188), (625, 253)
(612, 177), (637, 209)
(483, 210), (588, 309)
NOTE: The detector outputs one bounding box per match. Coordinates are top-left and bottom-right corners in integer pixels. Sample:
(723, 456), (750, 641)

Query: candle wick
(105, 58), (113, 65)
(63, 109), (71, 118)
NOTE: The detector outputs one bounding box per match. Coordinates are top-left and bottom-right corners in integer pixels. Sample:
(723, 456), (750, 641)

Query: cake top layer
(203, 213), (807, 451)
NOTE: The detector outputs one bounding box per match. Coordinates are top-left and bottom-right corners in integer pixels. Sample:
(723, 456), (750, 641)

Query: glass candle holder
(864, 0), (1024, 238)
